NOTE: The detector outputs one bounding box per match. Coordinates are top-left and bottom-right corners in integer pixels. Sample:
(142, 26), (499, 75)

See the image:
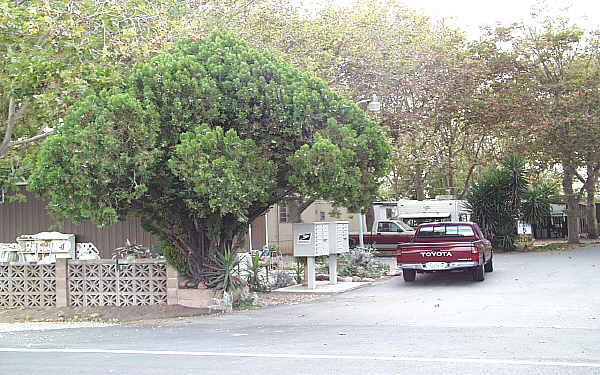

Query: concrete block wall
(1, 259), (214, 309)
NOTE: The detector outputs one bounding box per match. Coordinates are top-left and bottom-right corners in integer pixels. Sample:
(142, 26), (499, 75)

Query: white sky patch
(302, 0), (600, 39)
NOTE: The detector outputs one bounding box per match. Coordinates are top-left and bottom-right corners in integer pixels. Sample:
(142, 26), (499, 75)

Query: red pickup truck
(349, 220), (415, 256)
(396, 222), (493, 282)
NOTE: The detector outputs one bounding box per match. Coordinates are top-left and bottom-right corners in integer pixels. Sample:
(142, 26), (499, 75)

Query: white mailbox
(293, 221), (350, 290)
(293, 222), (330, 257)
(328, 221), (349, 255)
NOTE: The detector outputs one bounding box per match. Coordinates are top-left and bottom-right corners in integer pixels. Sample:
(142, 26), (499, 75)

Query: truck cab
(349, 220), (415, 255)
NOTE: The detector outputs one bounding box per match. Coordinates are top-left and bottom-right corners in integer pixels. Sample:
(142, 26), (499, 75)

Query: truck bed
(396, 222), (493, 282)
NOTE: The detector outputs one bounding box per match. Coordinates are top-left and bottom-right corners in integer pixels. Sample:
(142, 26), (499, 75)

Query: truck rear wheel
(403, 269), (416, 282)
(484, 255), (494, 272)
(472, 263), (485, 281)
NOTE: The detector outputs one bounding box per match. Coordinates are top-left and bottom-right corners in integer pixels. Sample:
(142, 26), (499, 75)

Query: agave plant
(202, 246), (241, 293)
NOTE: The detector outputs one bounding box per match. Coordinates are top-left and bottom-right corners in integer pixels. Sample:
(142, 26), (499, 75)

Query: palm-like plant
(202, 246), (241, 293)
(522, 184), (553, 227)
(502, 155), (528, 219)
(245, 252), (265, 292)
(465, 155), (527, 250)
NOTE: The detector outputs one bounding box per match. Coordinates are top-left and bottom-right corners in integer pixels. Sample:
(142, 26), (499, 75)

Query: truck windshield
(418, 224), (475, 238)
(395, 220), (413, 232)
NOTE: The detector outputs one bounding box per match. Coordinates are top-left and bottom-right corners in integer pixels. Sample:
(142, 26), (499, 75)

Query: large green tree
(29, 31), (390, 280)
(0, 0), (226, 197)
(224, 0), (506, 202)
(487, 17), (600, 243)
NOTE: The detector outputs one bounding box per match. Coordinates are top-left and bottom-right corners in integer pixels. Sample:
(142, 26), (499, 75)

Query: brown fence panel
(0, 188), (156, 258)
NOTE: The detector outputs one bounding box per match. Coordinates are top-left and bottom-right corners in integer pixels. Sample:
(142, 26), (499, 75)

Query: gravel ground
(0, 304), (210, 324)
(256, 292), (327, 306)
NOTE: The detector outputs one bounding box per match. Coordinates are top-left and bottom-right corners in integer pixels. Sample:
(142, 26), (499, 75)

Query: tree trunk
(562, 164), (580, 244)
(287, 199), (302, 223)
(447, 171), (455, 197)
(414, 164), (425, 200)
(186, 230), (210, 281)
(446, 142), (455, 197)
(586, 168), (598, 239)
(287, 197), (315, 223)
(586, 191), (598, 239)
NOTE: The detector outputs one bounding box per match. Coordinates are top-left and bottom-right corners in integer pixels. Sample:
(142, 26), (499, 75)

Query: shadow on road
(398, 270), (490, 288)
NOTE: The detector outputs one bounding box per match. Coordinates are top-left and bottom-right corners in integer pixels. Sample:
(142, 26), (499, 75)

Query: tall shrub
(466, 156), (527, 250)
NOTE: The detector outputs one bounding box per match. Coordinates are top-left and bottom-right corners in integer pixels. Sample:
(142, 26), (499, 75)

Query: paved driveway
(1, 245), (599, 374)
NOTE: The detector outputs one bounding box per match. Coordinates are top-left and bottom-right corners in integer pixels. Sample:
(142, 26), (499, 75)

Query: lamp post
(355, 94), (381, 248)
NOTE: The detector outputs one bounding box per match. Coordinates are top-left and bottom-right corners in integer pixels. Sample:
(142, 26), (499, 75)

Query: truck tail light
(396, 248), (402, 256)
(471, 246), (479, 260)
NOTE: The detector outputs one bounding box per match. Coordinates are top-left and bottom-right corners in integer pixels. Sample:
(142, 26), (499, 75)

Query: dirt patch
(256, 292), (327, 307)
(0, 304), (209, 323)
(0, 293), (328, 324)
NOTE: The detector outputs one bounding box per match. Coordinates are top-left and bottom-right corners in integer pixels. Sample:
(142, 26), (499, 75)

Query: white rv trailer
(373, 197), (471, 228)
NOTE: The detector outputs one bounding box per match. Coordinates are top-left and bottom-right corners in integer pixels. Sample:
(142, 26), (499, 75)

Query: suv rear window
(418, 224), (475, 238)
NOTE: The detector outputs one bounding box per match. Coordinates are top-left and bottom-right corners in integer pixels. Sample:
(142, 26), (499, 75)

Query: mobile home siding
(0, 189), (156, 258)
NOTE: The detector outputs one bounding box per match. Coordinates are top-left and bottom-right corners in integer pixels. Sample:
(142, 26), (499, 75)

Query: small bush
(315, 262), (329, 274)
(112, 239), (152, 260)
(159, 241), (189, 274)
(271, 270), (296, 289)
(245, 252), (268, 291)
(340, 247), (389, 278)
(534, 243), (572, 251)
(234, 291), (259, 310)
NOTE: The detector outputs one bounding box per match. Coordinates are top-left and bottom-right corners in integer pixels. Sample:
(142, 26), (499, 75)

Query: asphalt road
(1, 245), (599, 375)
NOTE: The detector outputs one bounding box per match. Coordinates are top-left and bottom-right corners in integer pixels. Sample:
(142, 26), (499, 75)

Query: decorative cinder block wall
(0, 263), (57, 307)
(1, 259), (213, 309)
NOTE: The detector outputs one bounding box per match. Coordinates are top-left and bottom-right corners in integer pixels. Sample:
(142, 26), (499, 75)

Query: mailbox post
(293, 221), (349, 289)
(327, 221), (349, 285)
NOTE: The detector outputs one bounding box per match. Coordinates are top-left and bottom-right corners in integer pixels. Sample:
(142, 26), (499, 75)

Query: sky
(304, 0), (600, 39)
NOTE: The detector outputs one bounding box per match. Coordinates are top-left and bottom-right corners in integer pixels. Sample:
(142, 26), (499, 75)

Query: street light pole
(355, 94), (381, 249)
(358, 212), (365, 248)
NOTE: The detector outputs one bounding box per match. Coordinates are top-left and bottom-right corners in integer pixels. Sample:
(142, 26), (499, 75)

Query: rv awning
(398, 212), (451, 219)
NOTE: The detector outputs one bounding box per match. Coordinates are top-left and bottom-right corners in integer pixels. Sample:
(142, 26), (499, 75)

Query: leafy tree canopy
(29, 30), (390, 279)
(1, 0), (202, 197)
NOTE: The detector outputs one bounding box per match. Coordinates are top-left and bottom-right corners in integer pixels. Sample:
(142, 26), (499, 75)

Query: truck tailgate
(397, 242), (475, 263)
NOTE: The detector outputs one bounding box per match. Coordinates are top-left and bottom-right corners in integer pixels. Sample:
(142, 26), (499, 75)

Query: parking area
(1, 245), (599, 375)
